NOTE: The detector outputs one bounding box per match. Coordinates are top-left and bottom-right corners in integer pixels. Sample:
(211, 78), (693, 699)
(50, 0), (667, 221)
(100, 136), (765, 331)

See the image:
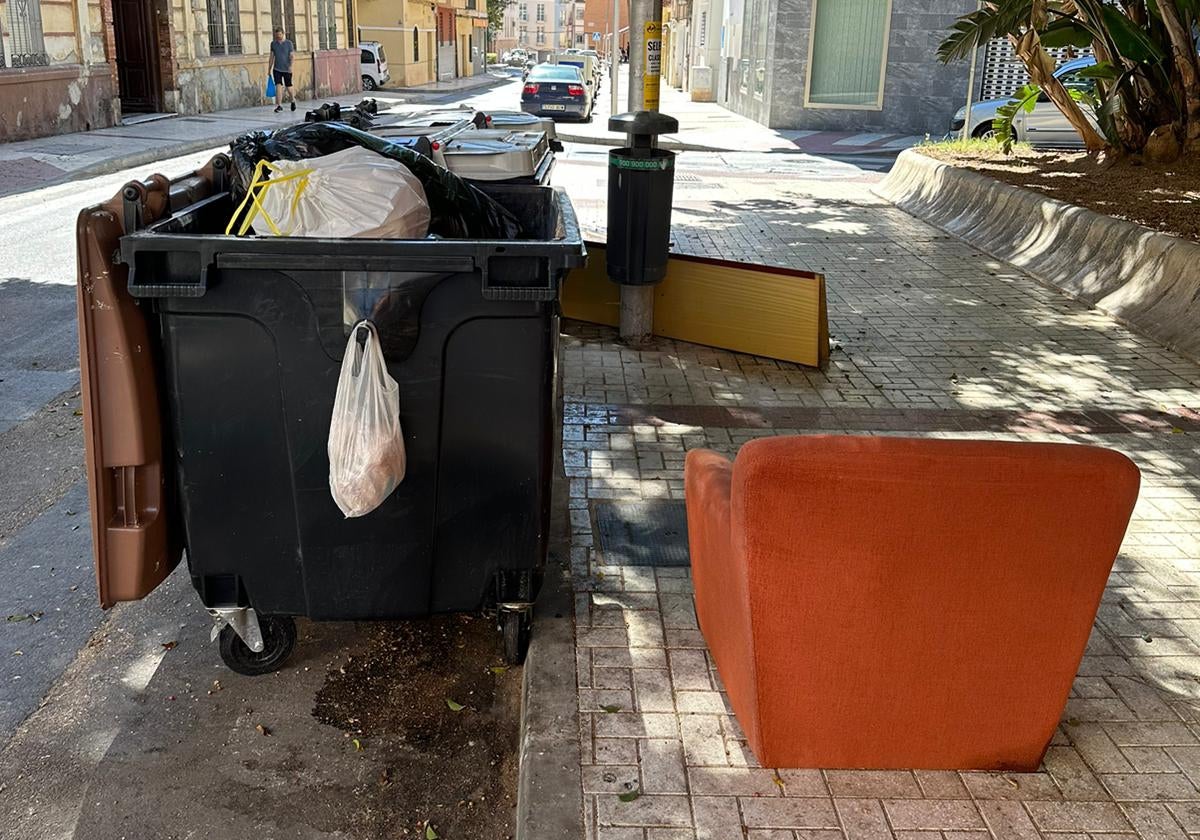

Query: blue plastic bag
(266, 75), (276, 98)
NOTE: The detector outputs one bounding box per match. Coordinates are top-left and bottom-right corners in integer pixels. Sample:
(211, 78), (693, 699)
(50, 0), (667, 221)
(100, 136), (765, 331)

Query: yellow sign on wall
(643, 20), (662, 111)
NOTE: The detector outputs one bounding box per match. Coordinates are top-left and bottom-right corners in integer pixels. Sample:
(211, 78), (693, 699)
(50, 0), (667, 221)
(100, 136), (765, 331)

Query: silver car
(951, 56), (1098, 147)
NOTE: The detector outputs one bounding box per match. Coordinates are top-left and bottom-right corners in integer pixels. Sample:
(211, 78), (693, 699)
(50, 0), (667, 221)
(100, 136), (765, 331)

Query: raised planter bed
(875, 149), (1200, 361)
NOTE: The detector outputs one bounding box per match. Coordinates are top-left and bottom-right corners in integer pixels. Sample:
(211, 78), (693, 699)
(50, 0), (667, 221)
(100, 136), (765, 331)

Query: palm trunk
(1010, 33), (1110, 153)
(1157, 0), (1200, 149)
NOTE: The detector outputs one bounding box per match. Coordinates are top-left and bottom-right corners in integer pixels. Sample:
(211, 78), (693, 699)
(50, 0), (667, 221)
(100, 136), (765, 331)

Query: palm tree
(939, 0), (1200, 158)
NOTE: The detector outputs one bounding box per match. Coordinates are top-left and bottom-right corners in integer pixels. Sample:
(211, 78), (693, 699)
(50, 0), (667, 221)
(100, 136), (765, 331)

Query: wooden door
(113, 0), (161, 112)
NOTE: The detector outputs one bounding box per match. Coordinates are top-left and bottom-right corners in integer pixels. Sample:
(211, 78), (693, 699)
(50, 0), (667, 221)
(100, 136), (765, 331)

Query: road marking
(831, 132), (897, 147)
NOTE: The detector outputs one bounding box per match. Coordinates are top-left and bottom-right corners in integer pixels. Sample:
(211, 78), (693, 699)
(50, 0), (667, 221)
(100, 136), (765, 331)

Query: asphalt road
(0, 149), (227, 728)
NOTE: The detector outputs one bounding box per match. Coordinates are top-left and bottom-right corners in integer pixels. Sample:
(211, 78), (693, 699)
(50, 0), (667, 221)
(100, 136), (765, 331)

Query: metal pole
(618, 0), (661, 343)
(961, 0), (981, 141)
(610, 0), (620, 114)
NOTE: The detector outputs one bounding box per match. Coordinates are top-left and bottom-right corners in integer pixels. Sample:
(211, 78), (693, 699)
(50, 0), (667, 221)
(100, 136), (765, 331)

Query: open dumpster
(76, 153), (585, 674)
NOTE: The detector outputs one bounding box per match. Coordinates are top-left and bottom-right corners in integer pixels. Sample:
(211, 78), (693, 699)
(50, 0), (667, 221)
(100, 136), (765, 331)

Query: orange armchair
(685, 436), (1140, 771)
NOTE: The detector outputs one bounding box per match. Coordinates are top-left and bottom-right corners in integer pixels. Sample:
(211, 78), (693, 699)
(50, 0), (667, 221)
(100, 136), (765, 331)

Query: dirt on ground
(917, 145), (1200, 243)
(313, 613), (521, 840)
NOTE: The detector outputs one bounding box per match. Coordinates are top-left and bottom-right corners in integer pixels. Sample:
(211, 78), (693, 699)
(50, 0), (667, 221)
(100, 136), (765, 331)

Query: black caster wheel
(501, 610), (532, 666)
(218, 615), (297, 676)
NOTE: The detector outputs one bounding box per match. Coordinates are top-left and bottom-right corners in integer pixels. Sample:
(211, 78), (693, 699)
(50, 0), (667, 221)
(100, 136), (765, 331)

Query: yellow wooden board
(563, 245), (829, 369)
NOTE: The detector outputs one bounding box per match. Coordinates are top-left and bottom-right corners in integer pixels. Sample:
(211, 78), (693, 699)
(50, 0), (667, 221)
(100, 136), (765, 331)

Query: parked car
(950, 56), (1098, 147)
(360, 41), (389, 91)
(521, 64), (592, 121)
(552, 50), (601, 94)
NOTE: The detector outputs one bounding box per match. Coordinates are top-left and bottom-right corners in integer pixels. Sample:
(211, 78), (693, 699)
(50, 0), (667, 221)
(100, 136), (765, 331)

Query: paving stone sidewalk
(548, 153), (1200, 840)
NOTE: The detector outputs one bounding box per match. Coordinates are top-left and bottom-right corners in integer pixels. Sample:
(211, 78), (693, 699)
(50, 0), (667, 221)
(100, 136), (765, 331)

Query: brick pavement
(550, 152), (1200, 840)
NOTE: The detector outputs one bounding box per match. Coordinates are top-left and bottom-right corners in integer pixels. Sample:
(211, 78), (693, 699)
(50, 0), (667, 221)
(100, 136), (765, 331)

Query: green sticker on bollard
(610, 156), (673, 171)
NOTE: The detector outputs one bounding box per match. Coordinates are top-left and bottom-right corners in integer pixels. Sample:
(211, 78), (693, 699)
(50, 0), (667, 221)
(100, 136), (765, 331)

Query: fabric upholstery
(685, 436), (1140, 770)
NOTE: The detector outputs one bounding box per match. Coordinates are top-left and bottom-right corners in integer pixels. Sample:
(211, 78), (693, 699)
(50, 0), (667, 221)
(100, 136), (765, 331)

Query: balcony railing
(3, 0), (50, 68)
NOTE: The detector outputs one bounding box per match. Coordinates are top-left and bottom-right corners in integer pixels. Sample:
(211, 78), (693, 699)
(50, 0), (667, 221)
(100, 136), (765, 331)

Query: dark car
(521, 64), (591, 122)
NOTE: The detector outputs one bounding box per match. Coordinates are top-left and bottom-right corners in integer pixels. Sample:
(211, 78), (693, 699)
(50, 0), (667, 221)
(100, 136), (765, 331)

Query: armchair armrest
(685, 449), (761, 750)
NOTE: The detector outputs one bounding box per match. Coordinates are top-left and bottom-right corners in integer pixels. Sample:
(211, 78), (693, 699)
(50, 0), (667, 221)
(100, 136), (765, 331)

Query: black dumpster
(118, 168), (585, 673)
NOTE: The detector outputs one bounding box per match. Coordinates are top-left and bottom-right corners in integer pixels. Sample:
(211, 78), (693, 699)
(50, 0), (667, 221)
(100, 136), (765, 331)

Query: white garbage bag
(328, 321), (407, 518)
(250, 145), (431, 239)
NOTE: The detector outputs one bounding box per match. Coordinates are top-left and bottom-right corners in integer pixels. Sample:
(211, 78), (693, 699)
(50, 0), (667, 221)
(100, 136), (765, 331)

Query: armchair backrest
(728, 435), (1140, 769)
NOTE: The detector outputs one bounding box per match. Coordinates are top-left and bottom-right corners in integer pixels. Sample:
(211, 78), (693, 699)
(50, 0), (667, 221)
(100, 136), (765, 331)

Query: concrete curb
(515, 440), (583, 839)
(875, 149), (1200, 362)
(384, 75), (510, 96)
(556, 131), (740, 152)
(69, 133), (245, 180)
(0, 133), (245, 201)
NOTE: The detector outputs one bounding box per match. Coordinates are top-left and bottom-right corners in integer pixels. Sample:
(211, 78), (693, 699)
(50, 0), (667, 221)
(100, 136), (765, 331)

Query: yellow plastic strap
(225, 159), (315, 237)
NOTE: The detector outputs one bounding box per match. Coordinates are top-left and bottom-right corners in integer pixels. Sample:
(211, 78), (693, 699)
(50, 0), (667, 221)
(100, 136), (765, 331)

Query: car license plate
(544, 104), (566, 111)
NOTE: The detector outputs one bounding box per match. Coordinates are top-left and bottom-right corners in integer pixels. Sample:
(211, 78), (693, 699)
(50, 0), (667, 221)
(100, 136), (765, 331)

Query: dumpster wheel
(501, 608), (532, 666)
(219, 615), (297, 676)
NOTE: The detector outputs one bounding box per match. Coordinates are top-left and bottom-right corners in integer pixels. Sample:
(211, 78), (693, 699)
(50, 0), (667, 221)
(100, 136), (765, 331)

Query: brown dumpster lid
(76, 169), (209, 606)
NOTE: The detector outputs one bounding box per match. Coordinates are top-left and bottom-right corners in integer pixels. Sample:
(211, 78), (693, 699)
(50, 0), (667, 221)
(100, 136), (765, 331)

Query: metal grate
(979, 38), (1092, 101)
(208, 0), (243, 56)
(270, 0), (297, 43)
(4, 0), (50, 67)
(594, 501), (691, 567)
(317, 0), (337, 50)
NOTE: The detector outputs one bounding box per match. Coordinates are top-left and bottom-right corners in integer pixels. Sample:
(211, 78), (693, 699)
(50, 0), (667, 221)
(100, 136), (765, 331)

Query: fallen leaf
(601, 704), (621, 713)
(353, 738), (363, 751)
(772, 770), (786, 793)
(424, 820), (439, 839)
(490, 666), (509, 675)
(256, 724), (271, 736)
(72, 409), (83, 417)
(161, 640), (178, 650)
(446, 699), (465, 712)
(6, 612), (43, 623)
(618, 789), (642, 803)
(1173, 427), (1184, 434)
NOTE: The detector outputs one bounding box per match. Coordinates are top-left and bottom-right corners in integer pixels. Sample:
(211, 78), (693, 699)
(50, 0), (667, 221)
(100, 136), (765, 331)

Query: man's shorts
(272, 69), (293, 87)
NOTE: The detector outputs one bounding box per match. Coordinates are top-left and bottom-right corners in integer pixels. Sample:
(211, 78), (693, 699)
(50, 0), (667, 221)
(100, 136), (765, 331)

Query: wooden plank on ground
(562, 244), (829, 369)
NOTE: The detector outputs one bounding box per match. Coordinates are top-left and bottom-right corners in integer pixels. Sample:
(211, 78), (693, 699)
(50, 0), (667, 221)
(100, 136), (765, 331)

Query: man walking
(269, 27), (296, 112)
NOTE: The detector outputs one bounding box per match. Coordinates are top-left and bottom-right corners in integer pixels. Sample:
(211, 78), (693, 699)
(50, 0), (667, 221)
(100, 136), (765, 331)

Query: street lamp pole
(961, 0), (982, 141)
(610, 0), (620, 114)
(618, 0), (662, 342)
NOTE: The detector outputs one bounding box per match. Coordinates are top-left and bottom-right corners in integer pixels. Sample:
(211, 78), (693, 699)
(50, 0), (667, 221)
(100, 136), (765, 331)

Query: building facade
(356, 0), (486, 86)
(669, 0), (977, 135)
(0, 0), (360, 143)
(0, 0), (117, 141)
(579, 0), (628, 56)
(494, 0), (570, 56)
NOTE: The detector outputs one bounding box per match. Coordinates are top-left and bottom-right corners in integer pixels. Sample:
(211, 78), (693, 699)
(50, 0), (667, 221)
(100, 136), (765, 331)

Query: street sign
(643, 20), (662, 110)
(593, 32), (601, 41)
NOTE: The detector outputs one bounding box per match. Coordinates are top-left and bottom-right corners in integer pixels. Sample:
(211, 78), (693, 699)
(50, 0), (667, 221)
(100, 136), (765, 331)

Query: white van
(551, 51), (599, 101)
(360, 41), (390, 91)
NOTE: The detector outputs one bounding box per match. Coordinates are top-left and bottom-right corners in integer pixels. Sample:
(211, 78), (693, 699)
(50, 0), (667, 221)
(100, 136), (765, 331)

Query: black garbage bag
(229, 122), (524, 239)
(304, 99), (378, 130)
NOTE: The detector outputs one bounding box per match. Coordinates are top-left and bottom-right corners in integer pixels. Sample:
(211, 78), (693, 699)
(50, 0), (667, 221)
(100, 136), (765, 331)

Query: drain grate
(593, 501), (690, 567)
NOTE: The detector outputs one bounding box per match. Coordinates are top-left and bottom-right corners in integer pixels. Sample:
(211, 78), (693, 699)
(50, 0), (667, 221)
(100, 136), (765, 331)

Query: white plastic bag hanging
(328, 321), (407, 518)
